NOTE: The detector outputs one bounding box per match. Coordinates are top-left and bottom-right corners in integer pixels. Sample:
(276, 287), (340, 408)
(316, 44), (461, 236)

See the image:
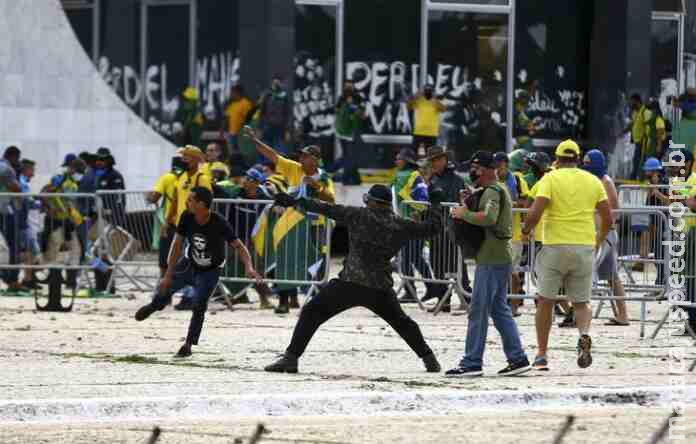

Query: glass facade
(59, 0), (693, 166)
(429, 11), (508, 160)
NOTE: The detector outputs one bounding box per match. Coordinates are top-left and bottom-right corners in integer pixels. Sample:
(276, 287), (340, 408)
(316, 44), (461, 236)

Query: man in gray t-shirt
(0, 146), (24, 291)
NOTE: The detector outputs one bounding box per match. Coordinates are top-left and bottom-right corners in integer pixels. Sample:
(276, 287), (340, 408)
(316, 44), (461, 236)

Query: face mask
(95, 168), (106, 178)
(469, 169), (480, 183)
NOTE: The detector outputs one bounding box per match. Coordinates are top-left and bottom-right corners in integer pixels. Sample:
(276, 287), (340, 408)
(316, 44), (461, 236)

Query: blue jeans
(0, 212), (19, 284)
(150, 258), (220, 345)
(461, 264), (527, 368)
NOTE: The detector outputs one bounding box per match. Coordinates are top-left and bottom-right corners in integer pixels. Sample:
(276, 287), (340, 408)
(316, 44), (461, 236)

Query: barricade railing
(650, 211), (696, 341)
(95, 190), (161, 293)
(0, 192), (103, 308)
(396, 200), (469, 313)
(212, 198), (332, 301)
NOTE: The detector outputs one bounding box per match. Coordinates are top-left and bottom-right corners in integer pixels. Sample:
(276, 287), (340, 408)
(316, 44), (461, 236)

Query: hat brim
(426, 152), (448, 161)
(363, 194), (391, 205)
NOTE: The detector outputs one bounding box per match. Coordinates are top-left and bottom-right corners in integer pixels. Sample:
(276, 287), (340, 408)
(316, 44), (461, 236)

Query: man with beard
(408, 84), (446, 152)
(334, 79), (367, 185)
(264, 184), (444, 374)
(135, 187), (262, 358)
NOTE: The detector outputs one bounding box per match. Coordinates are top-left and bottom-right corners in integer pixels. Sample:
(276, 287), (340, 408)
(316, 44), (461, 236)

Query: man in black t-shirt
(135, 187), (262, 358)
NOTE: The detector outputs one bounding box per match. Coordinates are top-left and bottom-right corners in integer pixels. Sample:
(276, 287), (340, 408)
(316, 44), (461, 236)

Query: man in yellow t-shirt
(522, 140), (612, 372)
(224, 85), (254, 151)
(149, 155), (186, 276)
(245, 126), (335, 313)
(408, 84), (446, 152)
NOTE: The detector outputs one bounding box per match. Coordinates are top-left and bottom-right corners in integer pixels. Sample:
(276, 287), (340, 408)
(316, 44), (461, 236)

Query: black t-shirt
(176, 211), (238, 271)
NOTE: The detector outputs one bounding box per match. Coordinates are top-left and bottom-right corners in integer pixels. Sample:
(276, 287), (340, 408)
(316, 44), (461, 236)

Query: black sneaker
(134, 304), (157, 321)
(445, 366), (483, 377)
(264, 353), (298, 373)
(422, 353), (441, 373)
(498, 359), (532, 376)
(577, 334), (593, 368)
(175, 344), (192, 358)
(174, 298), (194, 311)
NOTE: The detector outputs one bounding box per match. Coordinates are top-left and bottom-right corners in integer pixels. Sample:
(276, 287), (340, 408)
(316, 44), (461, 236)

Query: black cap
(364, 184), (392, 205)
(493, 152), (509, 164)
(470, 151), (496, 169)
(396, 148), (417, 165)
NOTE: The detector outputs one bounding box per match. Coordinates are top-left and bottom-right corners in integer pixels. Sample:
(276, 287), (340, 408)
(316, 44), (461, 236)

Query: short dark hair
(4, 146), (20, 159)
(231, 84), (245, 95)
(630, 93), (642, 103)
(191, 186), (213, 209)
(20, 159), (35, 169)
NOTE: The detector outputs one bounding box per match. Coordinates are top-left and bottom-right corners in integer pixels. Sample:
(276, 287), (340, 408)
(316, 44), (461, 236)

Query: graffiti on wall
(293, 52), (335, 138)
(342, 61), (586, 140)
(98, 52), (240, 138)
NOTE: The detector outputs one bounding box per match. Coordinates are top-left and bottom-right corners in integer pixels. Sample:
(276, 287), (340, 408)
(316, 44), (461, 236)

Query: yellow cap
(209, 161), (229, 176)
(179, 145), (205, 162)
(554, 139), (581, 158)
(183, 87), (199, 101)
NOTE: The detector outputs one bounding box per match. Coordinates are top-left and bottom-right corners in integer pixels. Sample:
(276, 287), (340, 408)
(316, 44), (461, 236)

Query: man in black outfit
(264, 184), (444, 373)
(135, 187), (262, 358)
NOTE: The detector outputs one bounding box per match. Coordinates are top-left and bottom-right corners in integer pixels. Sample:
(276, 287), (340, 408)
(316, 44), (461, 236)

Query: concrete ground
(1, 270), (695, 443)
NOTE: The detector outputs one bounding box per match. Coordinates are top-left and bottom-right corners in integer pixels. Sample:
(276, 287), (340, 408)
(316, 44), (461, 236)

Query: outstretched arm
(230, 238), (262, 283)
(243, 126), (278, 164)
(401, 206), (443, 240)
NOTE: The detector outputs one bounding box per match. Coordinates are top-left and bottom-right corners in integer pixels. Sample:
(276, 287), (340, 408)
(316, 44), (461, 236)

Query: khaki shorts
(535, 245), (593, 303)
(511, 241), (524, 270)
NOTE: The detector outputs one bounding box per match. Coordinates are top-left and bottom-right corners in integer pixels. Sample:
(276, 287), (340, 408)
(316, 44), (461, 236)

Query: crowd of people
(1, 83), (695, 376)
(0, 145), (126, 295)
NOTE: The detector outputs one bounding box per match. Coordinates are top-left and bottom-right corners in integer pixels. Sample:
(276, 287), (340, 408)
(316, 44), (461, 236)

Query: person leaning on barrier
(148, 154), (187, 278)
(264, 184), (444, 374)
(135, 186), (262, 358)
(244, 125), (335, 315)
(166, 145), (213, 311)
(219, 167), (275, 310)
(521, 140), (612, 372)
(422, 145), (469, 312)
(445, 151), (531, 377)
(0, 146), (25, 293)
(582, 149), (629, 326)
(392, 148), (434, 303)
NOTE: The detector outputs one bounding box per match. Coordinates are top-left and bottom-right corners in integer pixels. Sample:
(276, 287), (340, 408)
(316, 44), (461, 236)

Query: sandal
(605, 318), (629, 326)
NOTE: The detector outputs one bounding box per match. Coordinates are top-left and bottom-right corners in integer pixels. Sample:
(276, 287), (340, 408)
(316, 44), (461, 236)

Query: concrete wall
(0, 0), (175, 191)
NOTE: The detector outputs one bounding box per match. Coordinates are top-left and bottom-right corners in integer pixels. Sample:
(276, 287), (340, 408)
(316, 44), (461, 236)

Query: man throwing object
(135, 187), (262, 358)
(264, 184), (444, 374)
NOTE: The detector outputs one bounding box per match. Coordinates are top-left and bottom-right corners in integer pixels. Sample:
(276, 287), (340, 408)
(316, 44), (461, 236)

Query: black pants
(286, 279), (433, 358)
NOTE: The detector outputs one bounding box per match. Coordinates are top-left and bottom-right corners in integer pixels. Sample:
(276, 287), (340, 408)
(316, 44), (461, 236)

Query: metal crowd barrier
(0, 192), (103, 310)
(396, 200), (469, 314)
(212, 198), (332, 303)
